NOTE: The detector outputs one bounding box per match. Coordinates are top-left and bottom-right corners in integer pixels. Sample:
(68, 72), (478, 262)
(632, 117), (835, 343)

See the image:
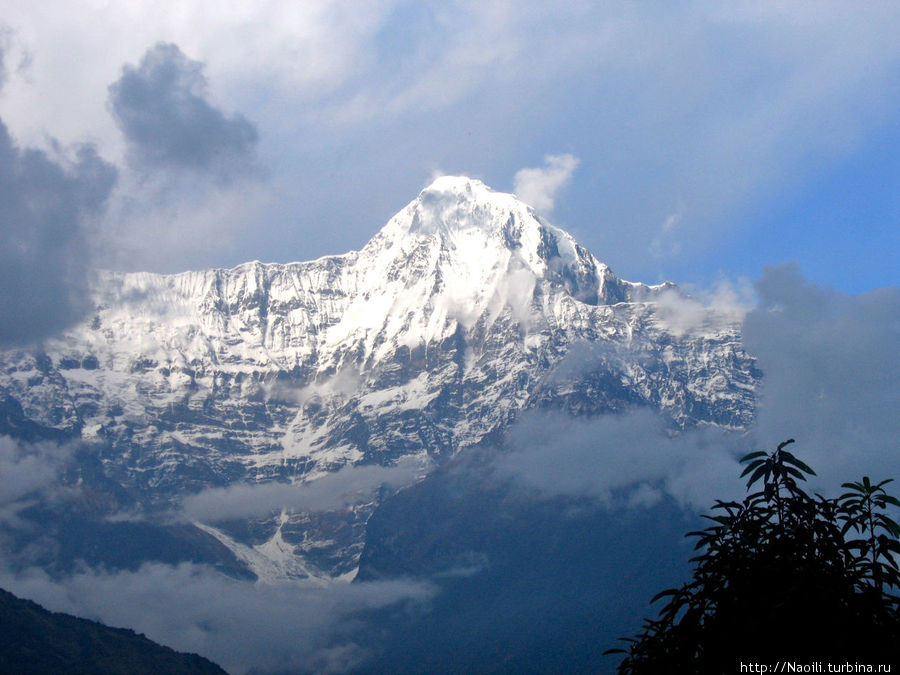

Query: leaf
(702, 515), (733, 526)
(840, 520), (860, 535)
(875, 514), (900, 537)
(746, 465), (768, 489)
(650, 588), (679, 604)
(740, 451), (769, 463)
(779, 450), (816, 475)
(880, 495), (900, 508)
(740, 460), (765, 478)
(784, 466), (807, 482)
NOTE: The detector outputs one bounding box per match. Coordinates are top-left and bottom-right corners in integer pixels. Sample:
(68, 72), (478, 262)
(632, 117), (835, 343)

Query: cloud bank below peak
(497, 265), (900, 510)
(0, 562), (435, 675)
(181, 456), (426, 523)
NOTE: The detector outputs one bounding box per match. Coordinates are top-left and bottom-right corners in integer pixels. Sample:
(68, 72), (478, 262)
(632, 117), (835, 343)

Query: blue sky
(1, 1), (898, 294)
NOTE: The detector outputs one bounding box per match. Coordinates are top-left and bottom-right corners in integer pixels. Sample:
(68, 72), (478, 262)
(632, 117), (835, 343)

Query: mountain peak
(344, 174), (643, 349)
(417, 174), (515, 205)
(381, 175), (532, 244)
(419, 174), (488, 196)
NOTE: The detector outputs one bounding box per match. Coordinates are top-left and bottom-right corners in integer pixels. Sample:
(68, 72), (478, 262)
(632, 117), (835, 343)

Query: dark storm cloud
(108, 42), (258, 180)
(0, 118), (116, 347)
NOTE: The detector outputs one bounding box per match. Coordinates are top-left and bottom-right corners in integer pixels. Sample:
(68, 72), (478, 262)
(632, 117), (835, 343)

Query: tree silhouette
(607, 440), (900, 672)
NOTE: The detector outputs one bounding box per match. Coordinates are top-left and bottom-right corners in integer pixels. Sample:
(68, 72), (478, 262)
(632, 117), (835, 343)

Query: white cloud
(0, 1), (398, 153)
(513, 154), (580, 212)
(650, 278), (755, 337)
(427, 166), (447, 184)
(181, 455), (427, 522)
(0, 437), (77, 519)
(0, 561), (435, 674)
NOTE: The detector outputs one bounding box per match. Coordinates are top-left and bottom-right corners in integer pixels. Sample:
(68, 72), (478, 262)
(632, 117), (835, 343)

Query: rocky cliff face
(0, 176), (758, 579)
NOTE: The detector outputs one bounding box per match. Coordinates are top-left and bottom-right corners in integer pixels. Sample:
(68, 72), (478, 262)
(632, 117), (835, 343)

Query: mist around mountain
(0, 178), (897, 673)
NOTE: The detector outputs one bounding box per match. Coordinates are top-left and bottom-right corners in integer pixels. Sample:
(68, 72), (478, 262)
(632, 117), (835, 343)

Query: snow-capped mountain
(0, 176), (758, 579)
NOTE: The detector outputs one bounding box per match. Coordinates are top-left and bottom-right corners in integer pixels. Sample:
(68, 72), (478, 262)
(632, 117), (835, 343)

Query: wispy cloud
(513, 154), (579, 213)
(650, 279), (755, 337)
(649, 213), (683, 259)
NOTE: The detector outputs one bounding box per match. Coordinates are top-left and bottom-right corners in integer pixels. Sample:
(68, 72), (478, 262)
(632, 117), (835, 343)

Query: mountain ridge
(0, 176), (758, 580)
